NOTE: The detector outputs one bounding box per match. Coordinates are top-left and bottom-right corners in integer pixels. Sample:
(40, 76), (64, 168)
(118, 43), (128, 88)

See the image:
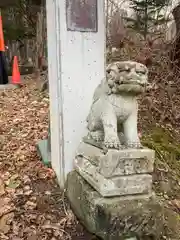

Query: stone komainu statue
(86, 61), (148, 149)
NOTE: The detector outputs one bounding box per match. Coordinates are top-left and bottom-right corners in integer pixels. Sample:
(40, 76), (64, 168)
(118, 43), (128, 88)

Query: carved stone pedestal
(66, 143), (165, 239)
(66, 171), (166, 239)
(66, 142), (171, 239)
(74, 142), (155, 197)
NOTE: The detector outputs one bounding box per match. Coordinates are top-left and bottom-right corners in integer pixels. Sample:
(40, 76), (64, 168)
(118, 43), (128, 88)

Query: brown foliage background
(106, 5), (180, 139)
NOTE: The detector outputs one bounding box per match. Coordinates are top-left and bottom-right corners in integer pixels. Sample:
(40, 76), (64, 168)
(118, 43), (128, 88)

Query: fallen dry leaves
(168, 199), (180, 214)
(0, 77), (92, 240)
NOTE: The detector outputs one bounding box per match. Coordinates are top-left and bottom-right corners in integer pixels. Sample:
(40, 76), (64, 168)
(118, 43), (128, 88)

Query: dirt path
(0, 79), (94, 240)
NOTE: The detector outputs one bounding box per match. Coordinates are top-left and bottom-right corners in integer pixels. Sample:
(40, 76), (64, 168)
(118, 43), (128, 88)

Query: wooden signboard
(0, 0), (16, 7)
(66, 0), (98, 32)
(0, 0), (41, 7)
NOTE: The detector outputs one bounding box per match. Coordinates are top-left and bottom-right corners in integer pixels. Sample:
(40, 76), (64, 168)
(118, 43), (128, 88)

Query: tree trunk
(34, 3), (46, 78)
(171, 4), (180, 67)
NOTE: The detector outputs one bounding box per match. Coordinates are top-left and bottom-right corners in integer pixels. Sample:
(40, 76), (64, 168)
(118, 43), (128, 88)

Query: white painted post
(46, 0), (105, 188)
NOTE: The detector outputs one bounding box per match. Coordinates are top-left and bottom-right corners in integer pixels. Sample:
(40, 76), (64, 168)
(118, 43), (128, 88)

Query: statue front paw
(90, 131), (104, 142)
(126, 141), (143, 149)
(104, 135), (121, 149)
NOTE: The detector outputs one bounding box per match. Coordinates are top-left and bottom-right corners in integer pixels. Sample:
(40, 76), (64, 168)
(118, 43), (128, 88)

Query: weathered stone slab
(76, 142), (155, 177)
(98, 148), (155, 178)
(75, 142), (154, 197)
(66, 171), (165, 240)
(75, 156), (152, 197)
(76, 141), (104, 162)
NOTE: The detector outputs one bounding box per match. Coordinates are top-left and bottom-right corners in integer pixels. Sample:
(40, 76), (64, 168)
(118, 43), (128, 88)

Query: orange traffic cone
(12, 56), (22, 87)
(0, 15), (5, 52)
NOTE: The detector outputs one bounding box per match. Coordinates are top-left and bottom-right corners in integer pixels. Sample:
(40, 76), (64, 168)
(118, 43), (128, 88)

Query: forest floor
(0, 76), (180, 240)
(0, 77), (93, 240)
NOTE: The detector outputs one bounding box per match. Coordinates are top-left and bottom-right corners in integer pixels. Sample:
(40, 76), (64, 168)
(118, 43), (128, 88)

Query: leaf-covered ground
(0, 78), (93, 240)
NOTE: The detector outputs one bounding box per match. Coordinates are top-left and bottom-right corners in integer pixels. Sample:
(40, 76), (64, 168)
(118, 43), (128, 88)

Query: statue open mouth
(114, 77), (147, 86)
(121, 80), (146, 86)
(108, 77), (148, 95)
(116, 84), (145, 95)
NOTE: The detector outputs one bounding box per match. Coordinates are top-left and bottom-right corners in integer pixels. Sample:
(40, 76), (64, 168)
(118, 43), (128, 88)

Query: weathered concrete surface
(66, 171), (180, 240)
(0, 84), (18, 90)
(37, 139), (51, 167)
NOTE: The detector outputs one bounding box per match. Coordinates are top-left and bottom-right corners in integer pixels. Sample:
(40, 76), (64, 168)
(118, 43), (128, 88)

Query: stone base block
(66, 171), (165, 240)
(75, 156), (152, 197)
(76, 143), (155, 178)
(37, 139), (51, 166)
(75, 143), (154, 197)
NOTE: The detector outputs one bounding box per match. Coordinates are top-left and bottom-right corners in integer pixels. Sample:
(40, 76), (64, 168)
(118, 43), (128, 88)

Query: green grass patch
(142, 126), (180, 178)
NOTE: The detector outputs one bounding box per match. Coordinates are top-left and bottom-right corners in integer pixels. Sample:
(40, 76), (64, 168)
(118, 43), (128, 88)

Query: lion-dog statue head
(106, 61), (148, 95)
